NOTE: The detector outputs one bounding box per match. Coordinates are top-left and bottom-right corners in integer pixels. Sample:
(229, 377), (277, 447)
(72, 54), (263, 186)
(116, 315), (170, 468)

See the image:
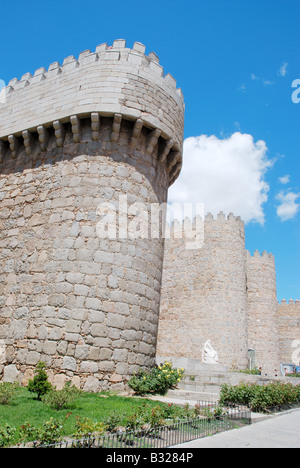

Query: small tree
(28, 362), (52, 400)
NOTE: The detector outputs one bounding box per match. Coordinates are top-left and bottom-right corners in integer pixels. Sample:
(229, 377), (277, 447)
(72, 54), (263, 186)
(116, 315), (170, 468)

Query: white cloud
(168, 133), (273, 225)
(263, 79), (275, 86)
(249, 74), (275, 86)
(278, 175), (290, 185)
(276, 191), (300, 221)
(278, 62), (288, 77)
(238, 83), (247, 93)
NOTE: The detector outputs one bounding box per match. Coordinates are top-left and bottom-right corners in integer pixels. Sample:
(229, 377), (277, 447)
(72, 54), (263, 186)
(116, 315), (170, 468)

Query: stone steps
(167, 389), (219, 403)
(178, 380), (222, 394)
(178, 372), (227, 393)
(167, 370), (224, 403)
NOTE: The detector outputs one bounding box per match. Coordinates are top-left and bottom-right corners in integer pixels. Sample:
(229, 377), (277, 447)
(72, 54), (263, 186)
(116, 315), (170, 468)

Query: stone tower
(246, 250), (280, 374)
(156, 212), (249, 370)
(0, 40), (185, 390)
(277, 300), (300, 366)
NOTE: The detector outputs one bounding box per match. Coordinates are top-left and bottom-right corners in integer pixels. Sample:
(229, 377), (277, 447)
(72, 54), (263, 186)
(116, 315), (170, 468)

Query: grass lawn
(0, 387), (168, 442)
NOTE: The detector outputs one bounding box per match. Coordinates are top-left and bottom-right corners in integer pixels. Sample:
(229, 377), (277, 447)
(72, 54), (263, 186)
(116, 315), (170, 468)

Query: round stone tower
(157, 212), (249, 370)
(0, 40), (184, 391)
(246, 250), (280, 375)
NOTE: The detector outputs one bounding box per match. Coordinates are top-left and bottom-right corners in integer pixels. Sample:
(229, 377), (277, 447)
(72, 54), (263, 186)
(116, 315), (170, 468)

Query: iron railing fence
(196, 400), (252, 421)
(31, 402), (251, 449)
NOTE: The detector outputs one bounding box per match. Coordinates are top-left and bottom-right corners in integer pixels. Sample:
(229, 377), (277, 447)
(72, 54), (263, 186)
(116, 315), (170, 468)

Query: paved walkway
(174, 409), (300, 448)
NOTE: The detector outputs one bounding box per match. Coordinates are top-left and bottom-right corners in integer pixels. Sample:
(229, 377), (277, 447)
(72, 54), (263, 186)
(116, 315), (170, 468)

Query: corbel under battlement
(0, 113), (182, 186)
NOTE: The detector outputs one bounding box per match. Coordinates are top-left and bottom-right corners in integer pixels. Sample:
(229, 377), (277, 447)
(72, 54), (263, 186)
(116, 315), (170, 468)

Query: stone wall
(277, 300), (300, 366)
(0, 40), (185, 391)
(157, 213), (249, 370)
(156, 216), (291, 375)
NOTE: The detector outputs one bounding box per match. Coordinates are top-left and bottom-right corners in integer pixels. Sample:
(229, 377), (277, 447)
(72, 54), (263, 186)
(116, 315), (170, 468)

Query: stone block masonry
(277, 300), (300, 366)
(246, 250), (280, 374)
(0, 40), (185, 391)
(157, 214), (286, 376)
(157, 213), (249, 370)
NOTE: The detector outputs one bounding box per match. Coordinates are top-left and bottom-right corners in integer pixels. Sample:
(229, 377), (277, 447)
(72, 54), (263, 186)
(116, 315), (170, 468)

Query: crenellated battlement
(278, 299), (300, 306)
(204, 211), (243, 222)
(246, 249), (274, 261)
(163, 212), (245, 244)
(167, 211), (244, 228)
(0, 40), (184, 186)
(3, 40), (184, 104)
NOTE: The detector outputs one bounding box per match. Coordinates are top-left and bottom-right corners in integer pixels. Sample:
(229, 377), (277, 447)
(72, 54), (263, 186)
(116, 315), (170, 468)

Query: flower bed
(220, 381), (300, 413)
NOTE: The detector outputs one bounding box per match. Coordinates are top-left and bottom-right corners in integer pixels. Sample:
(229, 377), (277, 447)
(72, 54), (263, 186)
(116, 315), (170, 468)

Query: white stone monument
(202, 340), (219, 364)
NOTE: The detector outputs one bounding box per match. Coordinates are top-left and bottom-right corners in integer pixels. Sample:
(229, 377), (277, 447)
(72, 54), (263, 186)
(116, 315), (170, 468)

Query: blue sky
(0, 0), (299, 300)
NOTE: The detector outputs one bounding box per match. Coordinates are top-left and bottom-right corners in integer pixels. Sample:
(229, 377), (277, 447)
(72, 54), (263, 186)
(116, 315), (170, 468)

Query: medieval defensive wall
(157, 213), (299, 377)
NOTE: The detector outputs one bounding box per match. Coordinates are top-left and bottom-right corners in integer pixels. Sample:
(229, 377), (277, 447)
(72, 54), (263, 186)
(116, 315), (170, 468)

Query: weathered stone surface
(246, 251), (280, 374)
(3, 364), (19, 383)
(277, 300), (300, 366)
(157, 216), (280, 374)
(83, 376), (100, 393)
(62, 357), (77, 372)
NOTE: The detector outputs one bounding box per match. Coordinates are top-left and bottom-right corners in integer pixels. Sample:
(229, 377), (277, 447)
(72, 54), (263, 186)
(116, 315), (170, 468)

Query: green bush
(239, 368), (261, 375)
(42, 382), (81, 410)
(19, 422), (39, 444)
(19, 417), (67, 447)
(117, 402), (202, 433)
(0, 382), (20, 405)
(103, 411), (124, 433)
(73, 416), (107, 439)
(128, 362), (184, 396)
(34, 418), (64, 446)
(220, 381), (300, 412)
(27, 362), (52, 400)
(0, 424), (17, 447)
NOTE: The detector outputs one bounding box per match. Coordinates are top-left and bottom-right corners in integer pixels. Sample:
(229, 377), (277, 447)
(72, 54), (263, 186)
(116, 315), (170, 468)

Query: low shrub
(19, 416), (70, 447)
(0, 424), (17, 447)
(33, 418), (64, 447)
(239, 368), (261, 375)
(102, 403), (197, 434)
(0, 382), (20, 405)
(128, 362), (184, 396)
(103, 411), (124, 433)
(42, 382), (81, 410)
(73, 416), (107, 439)
(220, 381), (300, 412)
